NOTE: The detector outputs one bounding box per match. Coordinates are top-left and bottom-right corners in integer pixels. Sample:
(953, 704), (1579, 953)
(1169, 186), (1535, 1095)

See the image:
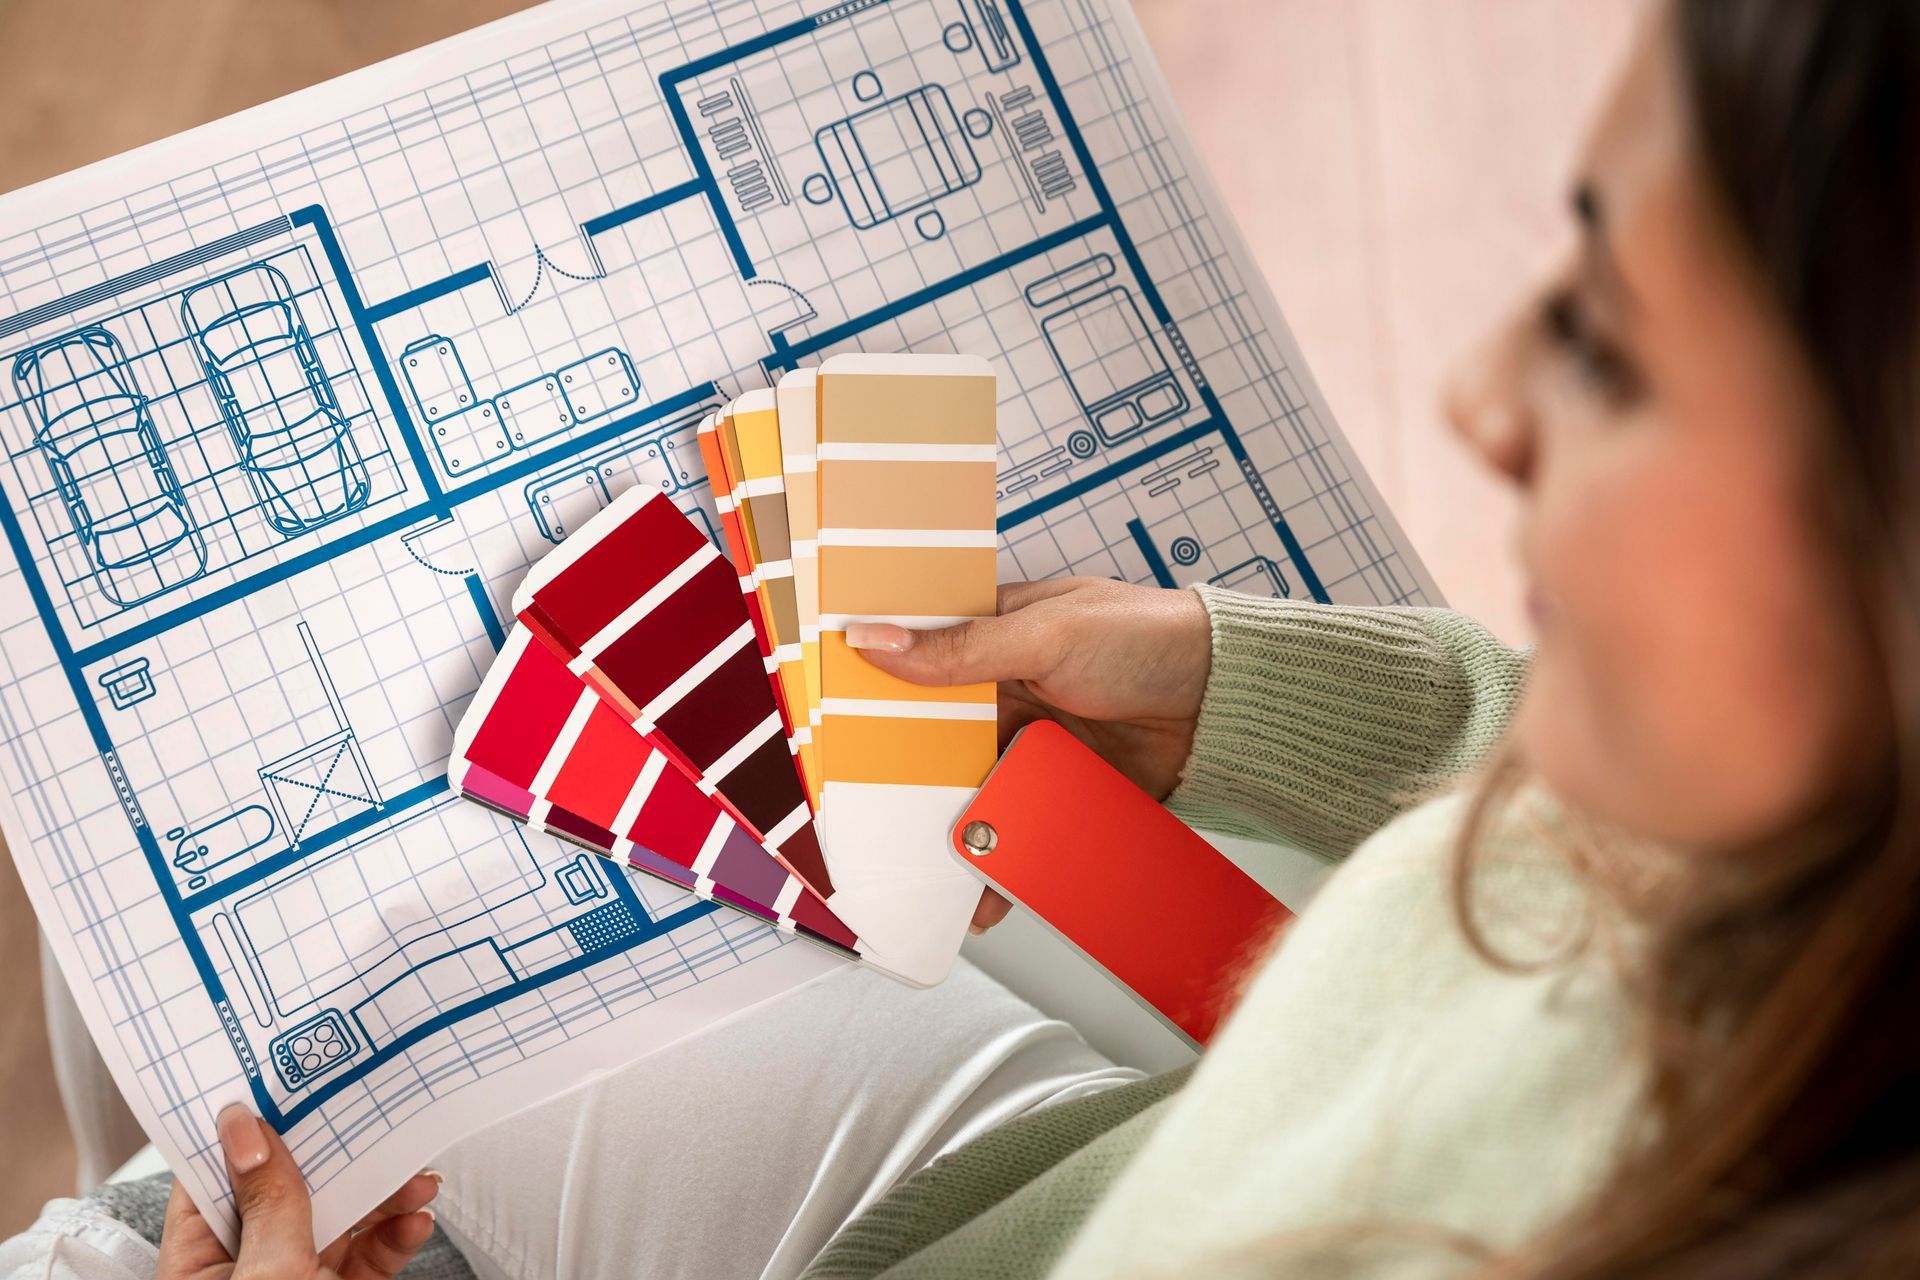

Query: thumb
(846, 611), (1057, 688)
(218, 1103), (316, 1274)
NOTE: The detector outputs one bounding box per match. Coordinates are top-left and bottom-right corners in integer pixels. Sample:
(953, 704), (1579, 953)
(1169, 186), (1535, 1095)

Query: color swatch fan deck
(448, 627), (858, 952)
(455, 353), (1001, 986)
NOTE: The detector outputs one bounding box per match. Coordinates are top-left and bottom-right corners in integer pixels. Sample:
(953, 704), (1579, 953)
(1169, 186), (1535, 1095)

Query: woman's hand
(848, 578), (1212, 931)
(157, 1104), (440, 1280)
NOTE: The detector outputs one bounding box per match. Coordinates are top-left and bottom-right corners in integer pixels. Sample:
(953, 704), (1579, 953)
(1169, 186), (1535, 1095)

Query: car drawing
(13, 327), (207, 607)
(182, 264), (371, 536)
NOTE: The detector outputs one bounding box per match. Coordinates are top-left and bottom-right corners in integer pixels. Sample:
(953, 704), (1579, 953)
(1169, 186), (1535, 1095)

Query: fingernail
(421, 1168), (445, 1186)
(968, 924), (987, 936)
(419, 1207), (437, 1226)
(217, 1104), (270, 1174)
(846, 623), (914, 653)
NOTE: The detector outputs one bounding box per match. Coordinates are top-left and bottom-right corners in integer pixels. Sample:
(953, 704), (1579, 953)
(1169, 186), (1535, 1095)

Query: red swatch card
(951, 722), (1293, 1044)
(511, 487), (833, 903)
(450, 626), (857, 953)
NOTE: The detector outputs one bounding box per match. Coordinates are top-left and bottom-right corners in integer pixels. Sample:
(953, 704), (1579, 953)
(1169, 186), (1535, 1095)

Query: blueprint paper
(0, 0), (1438, 1248)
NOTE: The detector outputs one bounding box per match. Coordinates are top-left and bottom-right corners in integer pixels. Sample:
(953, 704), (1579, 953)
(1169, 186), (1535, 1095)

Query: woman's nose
(1445, 315), (1537, 487)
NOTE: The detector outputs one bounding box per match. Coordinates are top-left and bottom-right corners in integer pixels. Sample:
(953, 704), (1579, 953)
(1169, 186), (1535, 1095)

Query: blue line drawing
(269, 1008), (357, 1091)
(1036, 279), (1188, 446)
(97, 656), (155, 709)
(580, 179), (709, 236)
(256, 621), (381, 849)
(400, 331), (646, 480)
(0, 218), (290, 345)
(1126, 517), (1175, 588)
(169, 804), (277, 891)
(556, 350), (641, 422)
(1025, 253), (1116, 307)
(523, 403), (711, 543)
(495, 375), (574, 453)
(349, 939), (515, 1048)
(812, 84), (983, 229)
(182, 264), (373, 537)
(182, 776), (448, 917)
(230, 805), (548, 1024)
(1210, 555), (1291, 599)
(693, 79), (795, 217)
(465, 574), (507, 651)
(746, 278), (819, 342)
(1138, 442), (1219, 498)
(428, 398), (508, 477)
(201, 789), (679, 1104)
(289, 207), (445, 511)
(2, 242), (403, 633)
(558, 852), (610, 906)
(364, 264), (493, 324)
(399, 335), (478, 425)
(13, 327), (209, 607)
(567, 900), (641, 953)
(961, 0), (1022, 71)
(994, 443), (1073, 499)
(0, 0), (1428, 1194)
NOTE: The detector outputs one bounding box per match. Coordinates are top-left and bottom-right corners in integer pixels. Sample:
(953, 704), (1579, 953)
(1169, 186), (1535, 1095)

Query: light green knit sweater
(802, 588), (1645, 1279)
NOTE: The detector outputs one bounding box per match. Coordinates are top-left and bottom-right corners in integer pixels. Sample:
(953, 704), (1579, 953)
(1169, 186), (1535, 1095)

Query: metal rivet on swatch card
(960, 820), (997, 855)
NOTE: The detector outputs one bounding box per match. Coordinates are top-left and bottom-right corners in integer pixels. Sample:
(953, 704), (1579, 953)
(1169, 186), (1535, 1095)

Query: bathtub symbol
(168, 804), (277, 889)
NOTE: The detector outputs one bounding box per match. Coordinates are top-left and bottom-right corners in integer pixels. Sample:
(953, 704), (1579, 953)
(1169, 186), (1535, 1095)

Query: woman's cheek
(1512, 444), (1717, 837)
(1513, 437), (1863, 846)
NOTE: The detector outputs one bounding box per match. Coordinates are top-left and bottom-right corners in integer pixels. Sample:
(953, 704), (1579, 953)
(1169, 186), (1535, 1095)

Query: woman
(11, 0), (1917, 1274)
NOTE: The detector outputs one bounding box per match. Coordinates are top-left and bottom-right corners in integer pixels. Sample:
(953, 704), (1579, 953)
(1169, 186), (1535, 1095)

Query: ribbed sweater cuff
(1166, 587), (1528, 859)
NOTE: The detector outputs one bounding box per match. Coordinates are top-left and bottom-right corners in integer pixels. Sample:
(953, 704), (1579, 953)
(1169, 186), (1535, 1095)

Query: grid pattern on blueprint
(281, 883), (790, 1191)
(672, 0), (1103, 324)
(1042, 0), (1424, 605)
(92, 535), (488, 889)
(0, 245), (406, 635)
(0, 0), (1442, 1236)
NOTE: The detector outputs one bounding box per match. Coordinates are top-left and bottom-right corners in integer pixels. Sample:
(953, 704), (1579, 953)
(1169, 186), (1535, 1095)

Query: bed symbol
(97, 658), (156, 710)
(168, 804), (277, 890)
(270, 1008), (357, 1090)
(1039, 287), (1188, 446)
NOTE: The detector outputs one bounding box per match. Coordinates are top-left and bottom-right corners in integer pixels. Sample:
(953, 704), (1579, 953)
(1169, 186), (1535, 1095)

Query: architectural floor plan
(0, 0), (1435, 1245)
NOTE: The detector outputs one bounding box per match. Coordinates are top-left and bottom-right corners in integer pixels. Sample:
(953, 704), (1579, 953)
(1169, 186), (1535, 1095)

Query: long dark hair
(1496, 1), (1920, 1275)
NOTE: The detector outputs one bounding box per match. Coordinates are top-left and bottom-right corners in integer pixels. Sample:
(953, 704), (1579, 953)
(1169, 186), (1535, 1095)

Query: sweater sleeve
(1165, 586), (1529, 859)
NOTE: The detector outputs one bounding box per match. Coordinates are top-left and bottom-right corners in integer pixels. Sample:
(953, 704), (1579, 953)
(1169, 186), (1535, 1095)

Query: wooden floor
(0, 0), (1642, 1237)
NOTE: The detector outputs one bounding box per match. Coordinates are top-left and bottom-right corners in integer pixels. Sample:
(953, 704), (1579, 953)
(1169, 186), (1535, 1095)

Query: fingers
(352, 1170), (442, 1230)
(848, 605), (1063, 688)
(160, 1178), (199, 1240)
(334, 1174), (445, 1274)
(339, 1208), (437, 1280)
(157, 1179), (233, 1279)
(219, 1103), (316, 1276)
(995, 579), (1084, 614)
(969, 888), (1013, 934)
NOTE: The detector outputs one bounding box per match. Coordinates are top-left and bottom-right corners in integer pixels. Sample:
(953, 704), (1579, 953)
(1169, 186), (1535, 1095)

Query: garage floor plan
(0, 0), (1433, 1245)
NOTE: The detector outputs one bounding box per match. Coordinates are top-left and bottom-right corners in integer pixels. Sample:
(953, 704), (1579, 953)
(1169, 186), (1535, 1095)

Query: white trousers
(432, 959), (1137, 1280)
